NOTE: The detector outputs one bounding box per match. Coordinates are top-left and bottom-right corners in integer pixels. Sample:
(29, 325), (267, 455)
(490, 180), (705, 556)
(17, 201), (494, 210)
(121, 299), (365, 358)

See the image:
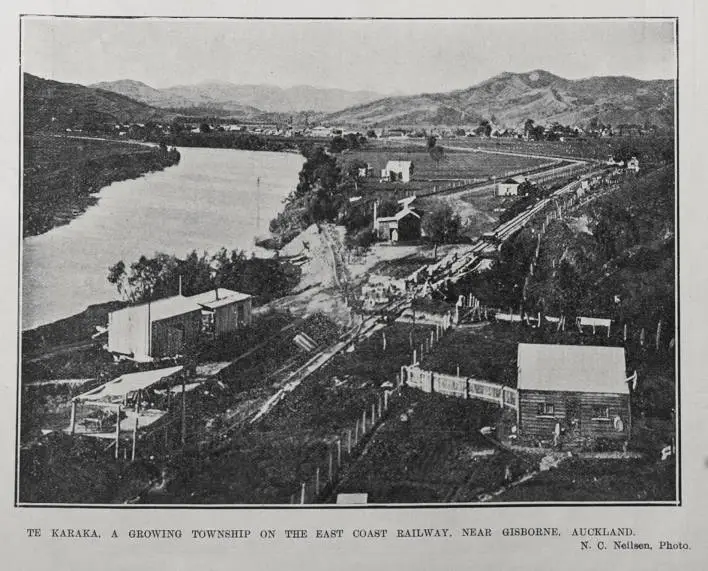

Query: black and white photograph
(17, 15), (678, 506)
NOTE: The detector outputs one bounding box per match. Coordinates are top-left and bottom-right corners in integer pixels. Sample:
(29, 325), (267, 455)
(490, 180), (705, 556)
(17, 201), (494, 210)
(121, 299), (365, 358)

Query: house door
(166, 325), (184, 356)
(565, 397), (581, 437)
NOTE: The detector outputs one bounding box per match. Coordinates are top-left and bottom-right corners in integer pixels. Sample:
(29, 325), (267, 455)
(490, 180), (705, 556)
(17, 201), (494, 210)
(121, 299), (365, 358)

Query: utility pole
(181, 374), (187, 447)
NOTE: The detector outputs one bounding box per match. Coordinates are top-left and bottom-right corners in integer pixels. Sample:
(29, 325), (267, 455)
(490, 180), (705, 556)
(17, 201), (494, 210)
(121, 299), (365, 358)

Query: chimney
(215, 287), (219, 301)
(373, 200), (378, 228)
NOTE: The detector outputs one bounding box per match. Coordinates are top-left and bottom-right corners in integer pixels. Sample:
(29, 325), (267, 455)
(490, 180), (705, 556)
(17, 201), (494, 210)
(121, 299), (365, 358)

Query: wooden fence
(401, 365), (518, 410)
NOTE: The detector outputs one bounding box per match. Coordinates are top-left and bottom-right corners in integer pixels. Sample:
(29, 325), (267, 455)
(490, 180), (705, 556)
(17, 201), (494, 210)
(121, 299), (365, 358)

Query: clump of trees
(107, 248), (301, 304)
(422, 200), (462, 244)
(329, 133), (367, 154)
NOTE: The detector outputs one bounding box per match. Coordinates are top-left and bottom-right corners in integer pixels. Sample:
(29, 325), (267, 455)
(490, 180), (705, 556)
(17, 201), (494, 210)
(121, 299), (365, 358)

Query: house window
(537, 402), (555, 416)
(592, 406), (611, 420)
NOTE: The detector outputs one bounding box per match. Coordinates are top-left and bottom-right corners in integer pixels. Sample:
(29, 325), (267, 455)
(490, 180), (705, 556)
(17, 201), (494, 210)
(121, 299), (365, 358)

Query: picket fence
(401, 365), (518, 410)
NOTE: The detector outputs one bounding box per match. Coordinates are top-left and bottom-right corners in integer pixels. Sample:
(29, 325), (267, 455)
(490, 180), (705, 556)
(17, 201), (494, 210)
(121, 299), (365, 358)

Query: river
(22, 146), (305, 330)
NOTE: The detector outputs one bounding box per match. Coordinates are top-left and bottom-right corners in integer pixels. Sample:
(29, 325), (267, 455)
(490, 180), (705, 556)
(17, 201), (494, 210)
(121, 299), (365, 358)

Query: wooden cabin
(187, 288), (253, 337)
(516, 344), (630, 447)
(108, 296), (202, 361)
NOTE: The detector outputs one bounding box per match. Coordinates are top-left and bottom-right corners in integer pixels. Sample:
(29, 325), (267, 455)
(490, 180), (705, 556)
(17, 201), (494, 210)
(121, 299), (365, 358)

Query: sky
(21, 18), (676, 94)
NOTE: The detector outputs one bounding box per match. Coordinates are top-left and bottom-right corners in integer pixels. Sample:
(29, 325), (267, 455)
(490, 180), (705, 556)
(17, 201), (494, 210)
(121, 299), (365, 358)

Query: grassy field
(333, 391), (523, 503)
(495, 456), (676, 502)
(344, 147), (548, 183)
(420, 323), (532, 386)
(438, 134), (674, 164)
(23, 134), (180, 236)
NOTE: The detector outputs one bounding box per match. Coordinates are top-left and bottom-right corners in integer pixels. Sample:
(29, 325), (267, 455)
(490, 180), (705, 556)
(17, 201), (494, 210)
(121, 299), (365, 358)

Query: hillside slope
(23, 73), (171, 132)
(324, 70), (675, 129)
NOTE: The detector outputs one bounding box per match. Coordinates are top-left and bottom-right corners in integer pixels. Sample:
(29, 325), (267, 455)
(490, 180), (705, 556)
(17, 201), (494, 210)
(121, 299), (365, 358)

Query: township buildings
(107, 288), (252, 361)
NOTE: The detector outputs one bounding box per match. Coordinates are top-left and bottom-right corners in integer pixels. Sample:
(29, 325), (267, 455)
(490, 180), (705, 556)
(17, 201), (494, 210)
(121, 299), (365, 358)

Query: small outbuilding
(187, 288), (253, 338)
(373, 196), (422, 242)
(516, 344), (630, 447)
(496, 175), (531, 197)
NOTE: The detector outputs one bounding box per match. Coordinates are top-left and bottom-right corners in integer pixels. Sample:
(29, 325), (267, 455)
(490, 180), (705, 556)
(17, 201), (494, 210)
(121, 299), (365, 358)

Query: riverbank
(23, 134), (181, 237)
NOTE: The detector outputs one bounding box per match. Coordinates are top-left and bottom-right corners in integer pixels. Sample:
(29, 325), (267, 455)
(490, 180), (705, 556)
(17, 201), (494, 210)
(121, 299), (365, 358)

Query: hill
(324, 70), (675, 129)
(92, 79), (386, 114)
(91, 79), (264, 118)
(23, 73), (171, 132)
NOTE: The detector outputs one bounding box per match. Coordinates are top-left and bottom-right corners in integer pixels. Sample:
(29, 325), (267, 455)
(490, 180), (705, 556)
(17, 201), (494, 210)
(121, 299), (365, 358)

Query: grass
(142, 322), (438, 504)
(438, 134), (674, 164)
(495, 456), (676, 502)
(334, 391), (520, 503)
(343, 148), (548, 183)
(420, 323), (528, 386)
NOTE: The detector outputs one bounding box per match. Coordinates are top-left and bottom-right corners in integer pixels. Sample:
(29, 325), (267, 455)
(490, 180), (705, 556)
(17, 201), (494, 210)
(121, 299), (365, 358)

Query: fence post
(362, 410), (367, 435)
(315, 467), (320, 496)
(69, 400), (77, 435)
(300, 482), (306, 504)
(131, 416), (139, 461)
(114, 405), (121, 460)
(328, 449), (333, 482)
(378, 395), (383, 419)
(656, 320), (662, 351)
(412, 349), (417, 364)
(384, 391), (389, 410)
(371, 402), (376, 425)
(348, 430), (352, 454)
(337, 439), (342, 468)
(355, 419), (359, 444)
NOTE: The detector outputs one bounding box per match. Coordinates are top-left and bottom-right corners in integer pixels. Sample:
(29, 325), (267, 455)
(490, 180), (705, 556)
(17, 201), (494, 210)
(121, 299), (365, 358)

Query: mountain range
(24, 70), (675, 132)
(323, 70), (675, 130)
(91, 79), (386, 115)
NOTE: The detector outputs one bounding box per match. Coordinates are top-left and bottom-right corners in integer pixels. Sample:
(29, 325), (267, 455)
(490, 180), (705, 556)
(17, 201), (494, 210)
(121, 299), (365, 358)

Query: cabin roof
(517, 343), (628, 394)
(187, 288), (252, 310)
(142, 296), (202, 322)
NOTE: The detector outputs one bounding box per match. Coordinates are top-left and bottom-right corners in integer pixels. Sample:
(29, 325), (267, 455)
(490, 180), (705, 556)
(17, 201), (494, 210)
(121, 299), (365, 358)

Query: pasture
(343, 147), (548, 183)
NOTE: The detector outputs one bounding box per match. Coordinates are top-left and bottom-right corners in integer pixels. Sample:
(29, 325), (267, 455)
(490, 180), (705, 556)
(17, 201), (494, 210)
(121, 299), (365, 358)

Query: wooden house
(187, 288), (253, 338)
(496, 175), (530, 197)
(381, 160), (413, 182)
(516, 344), (630, 447)
(373, 196), (422, 242)
(107, 296), (202, 362)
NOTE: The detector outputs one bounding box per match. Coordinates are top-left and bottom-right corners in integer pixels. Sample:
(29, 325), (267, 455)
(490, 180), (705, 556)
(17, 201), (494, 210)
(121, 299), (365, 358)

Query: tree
(426, 135), (437, 150)
(524, 118), (536, 139)
(422, 200), (461, 244)
(475, 120), (492, 137)
(366, 129), (377, 139)
(429, 145), (445, 168)
(199, 123), (211, 133)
